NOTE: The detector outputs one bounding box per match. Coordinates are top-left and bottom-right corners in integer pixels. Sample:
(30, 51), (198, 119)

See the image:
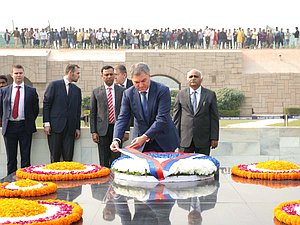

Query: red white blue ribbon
(148, 184), (172, 200)
(118, 147), (165, 180)
(161, 153), (198, 177)
(117, 147), (201, 181)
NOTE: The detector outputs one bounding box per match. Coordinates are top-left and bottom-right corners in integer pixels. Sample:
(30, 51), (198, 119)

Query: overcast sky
(1, 0), (299, 32)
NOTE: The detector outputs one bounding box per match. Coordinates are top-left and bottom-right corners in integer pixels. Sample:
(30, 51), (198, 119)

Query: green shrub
(284, 107), (300, 115)
(170, 89), (179, 98)
(216, 88), (245, 116)
(82, 96), (90, 112)
(170, 90), (179, 115)
(218, 109), (240, 117)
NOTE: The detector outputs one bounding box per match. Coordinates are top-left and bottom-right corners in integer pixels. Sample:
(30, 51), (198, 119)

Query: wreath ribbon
(117, 147), (199, 181)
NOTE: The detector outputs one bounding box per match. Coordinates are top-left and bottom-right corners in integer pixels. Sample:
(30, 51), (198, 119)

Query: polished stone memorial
(1, 168), (299, 225)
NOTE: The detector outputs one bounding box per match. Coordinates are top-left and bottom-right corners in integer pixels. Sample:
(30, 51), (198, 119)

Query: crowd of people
(2, 26), (299, 50)
(0, 62), (219, 175)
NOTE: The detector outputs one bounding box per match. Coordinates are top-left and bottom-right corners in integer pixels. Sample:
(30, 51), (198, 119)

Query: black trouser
(98, 124), (120, 168)
(184, 139), (210, 156)
(4, 120), (32, 175)
(48, 124), (75, 163)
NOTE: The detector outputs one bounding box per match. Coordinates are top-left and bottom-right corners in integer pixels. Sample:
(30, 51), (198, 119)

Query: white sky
(0, 0), (299, 32)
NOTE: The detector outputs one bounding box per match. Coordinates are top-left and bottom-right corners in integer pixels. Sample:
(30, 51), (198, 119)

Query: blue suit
(114, 80), (180, 152)
(0, 84), (39, 175)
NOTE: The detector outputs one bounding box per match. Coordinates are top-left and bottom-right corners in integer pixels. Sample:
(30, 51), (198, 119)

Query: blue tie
(193, 91), (197, 114)
(141, 92), (149, 122)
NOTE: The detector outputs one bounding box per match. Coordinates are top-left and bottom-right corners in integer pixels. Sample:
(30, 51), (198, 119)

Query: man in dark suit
(110, 62), (180, 152)
(114, 64), (133, 89)
(43, 64), (82, 162)
(0, 64), (39, 175)
(90, 65), (125, 167)
(173, 69), (219, 155)
(114, 64), (133, 141)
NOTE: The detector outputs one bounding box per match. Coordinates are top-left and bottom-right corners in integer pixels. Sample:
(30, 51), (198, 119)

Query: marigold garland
(231, 160), (300, 180)
(0, 179), (57, 197)
(274, 200), (300, 225)
(16, 162), (110, 181)
(0, 198), (83, 225)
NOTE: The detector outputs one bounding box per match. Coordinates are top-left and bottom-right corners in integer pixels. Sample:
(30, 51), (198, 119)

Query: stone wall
(241, 73), (300, 115)
(1, 127), (299, 178)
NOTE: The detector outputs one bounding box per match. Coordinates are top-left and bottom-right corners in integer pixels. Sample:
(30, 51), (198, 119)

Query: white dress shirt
(63, 77), (71, 95)
(189, 86), (201, 109)
(10, 82), (25, 121)
(105, 83), (115, 107)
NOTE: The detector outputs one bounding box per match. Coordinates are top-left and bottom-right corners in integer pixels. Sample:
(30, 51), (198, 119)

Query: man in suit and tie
(90, 65), (125, 167)
(114, 64), (133, 141)
(110, 62), (179, 152)
(173, 69), (219, 156)
(0, 64), (39, 175)
(114, 64), (133, 89)
(43, 64), (82, 163)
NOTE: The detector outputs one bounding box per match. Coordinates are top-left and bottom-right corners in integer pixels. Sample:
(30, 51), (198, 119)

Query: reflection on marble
(112, 177), (219, 201)
(1, 168), (299, 225)
(231, 174), (300, 189)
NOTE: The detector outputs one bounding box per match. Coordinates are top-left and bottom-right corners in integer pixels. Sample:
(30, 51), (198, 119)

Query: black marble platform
(1, 168), (299, 225)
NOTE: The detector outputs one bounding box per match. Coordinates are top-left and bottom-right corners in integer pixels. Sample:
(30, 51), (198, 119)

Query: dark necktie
(67, 83), (71, 95)
(192, 91), (197, 114)
(141, 92), (149, 122)
(12, 86), (21, 119)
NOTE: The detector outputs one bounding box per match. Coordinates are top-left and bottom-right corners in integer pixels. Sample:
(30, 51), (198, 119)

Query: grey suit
(173, 87), (219, 155)
(90, 84), (125, 167)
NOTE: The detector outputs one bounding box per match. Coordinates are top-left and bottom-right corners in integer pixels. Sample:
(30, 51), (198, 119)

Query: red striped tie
(107, 87), (114, 124)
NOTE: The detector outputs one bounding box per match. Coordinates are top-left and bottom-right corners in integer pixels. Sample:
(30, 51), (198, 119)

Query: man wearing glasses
(173, 69), (219, 155)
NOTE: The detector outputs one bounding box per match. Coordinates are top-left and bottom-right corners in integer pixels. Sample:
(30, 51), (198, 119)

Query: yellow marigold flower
(14, 179), (38, 187)
(44, 161), (86, 170)
(256, 160), (299, 170)
(0, 199), (46, 217)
